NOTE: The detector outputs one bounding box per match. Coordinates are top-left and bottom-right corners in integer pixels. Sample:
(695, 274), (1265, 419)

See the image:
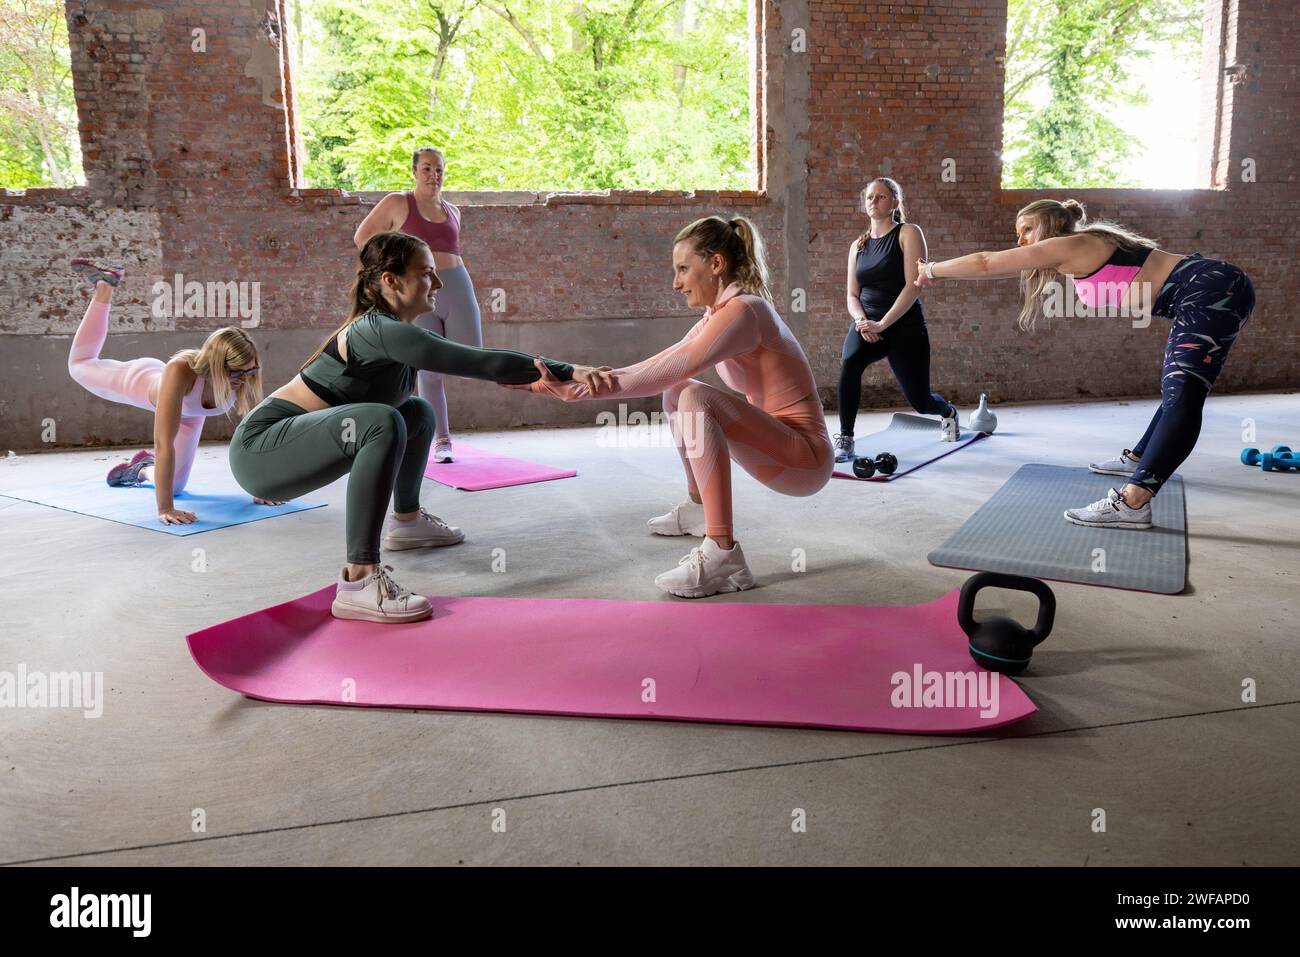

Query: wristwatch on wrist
(924, 261), (936, 281)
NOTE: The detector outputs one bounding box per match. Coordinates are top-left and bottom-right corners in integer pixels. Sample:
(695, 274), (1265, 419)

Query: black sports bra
(301, 335), (345, 405)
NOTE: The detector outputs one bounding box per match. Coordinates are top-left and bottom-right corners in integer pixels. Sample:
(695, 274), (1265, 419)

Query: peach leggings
(664, 382), (832, 537)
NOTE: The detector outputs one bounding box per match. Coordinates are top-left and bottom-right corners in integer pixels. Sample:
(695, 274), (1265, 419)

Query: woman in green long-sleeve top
(230, 231), (616, 625)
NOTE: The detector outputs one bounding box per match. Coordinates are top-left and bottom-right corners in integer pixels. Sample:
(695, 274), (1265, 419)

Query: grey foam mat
(927, 464), (1187, 594)
(832, 412), (987, 481)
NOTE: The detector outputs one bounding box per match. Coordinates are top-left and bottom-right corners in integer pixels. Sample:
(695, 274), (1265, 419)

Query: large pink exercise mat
(422, 444), (577, 491)
(186, 588), (1036, 734)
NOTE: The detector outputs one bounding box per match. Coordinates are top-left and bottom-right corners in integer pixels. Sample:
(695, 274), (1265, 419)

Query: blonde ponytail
(675, 215), (773, 302)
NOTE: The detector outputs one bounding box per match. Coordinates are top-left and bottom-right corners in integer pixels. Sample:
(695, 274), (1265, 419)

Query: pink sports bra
(1071, 244), (1153, 309)
(400, 192), (461, 255)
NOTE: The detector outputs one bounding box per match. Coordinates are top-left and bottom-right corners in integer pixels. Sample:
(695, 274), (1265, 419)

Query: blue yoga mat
(1, 478), (325, 535)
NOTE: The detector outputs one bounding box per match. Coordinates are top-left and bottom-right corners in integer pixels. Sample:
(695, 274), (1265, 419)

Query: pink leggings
(67, 300), (203, 493)
(663, 380), (833, 538)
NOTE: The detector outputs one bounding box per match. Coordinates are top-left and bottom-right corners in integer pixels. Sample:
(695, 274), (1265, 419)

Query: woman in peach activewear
(513, 215), (833, 598)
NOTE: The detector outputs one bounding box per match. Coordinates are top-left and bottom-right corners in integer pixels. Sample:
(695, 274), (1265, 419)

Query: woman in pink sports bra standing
(66, 259), (272, 525)
(355, 146), (481, 463)
(511, 216), (834, 598)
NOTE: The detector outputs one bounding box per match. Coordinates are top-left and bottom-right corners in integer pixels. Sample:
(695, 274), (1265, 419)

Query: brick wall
(1, 0), (1296, 452)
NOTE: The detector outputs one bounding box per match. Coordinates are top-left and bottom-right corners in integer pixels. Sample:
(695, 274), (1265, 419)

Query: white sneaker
(646, 499), (707, 537)
(833, 433), (856, 463)
(940, 405), (961, 442)
(654, 538), (755, 599)
(332, 564), (433, 623)
(432, 438), (454, 463)
(1064, 487), (1153, 530)
(1089, 449), (1141, 477)
(382, 507), (465, 550)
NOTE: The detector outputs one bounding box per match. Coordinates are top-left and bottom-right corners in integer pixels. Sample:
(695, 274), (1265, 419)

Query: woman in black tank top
(836, 178), (958, 463)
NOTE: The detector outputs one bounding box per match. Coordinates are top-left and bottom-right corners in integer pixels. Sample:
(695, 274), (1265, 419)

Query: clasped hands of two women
(501, 361), (619, 398)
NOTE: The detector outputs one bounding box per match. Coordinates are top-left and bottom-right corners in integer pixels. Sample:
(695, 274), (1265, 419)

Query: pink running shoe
(71, 259), (125, 287)
(106, 450), (154, 487)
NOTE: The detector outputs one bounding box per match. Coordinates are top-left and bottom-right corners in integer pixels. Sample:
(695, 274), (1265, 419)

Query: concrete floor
(2, 393), (1298, 866)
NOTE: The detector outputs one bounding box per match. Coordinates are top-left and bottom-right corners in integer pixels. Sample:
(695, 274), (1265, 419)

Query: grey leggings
(230, 396), (435, 564)
(415, 265), (482, 439)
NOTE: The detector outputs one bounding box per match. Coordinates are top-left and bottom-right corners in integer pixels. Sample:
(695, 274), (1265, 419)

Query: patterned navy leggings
(1130, 255), (1255, 493)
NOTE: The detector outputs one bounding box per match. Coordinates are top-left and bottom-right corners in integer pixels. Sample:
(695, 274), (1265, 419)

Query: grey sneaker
(1064, 487), (1152, 530)
(1089, 449), (1141, 476)
(833, 433), (856, 463)
(940, 405), (960, 442)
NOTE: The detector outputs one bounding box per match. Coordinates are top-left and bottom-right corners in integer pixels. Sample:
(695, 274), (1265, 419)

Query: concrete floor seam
(6, 699), (1295, 867)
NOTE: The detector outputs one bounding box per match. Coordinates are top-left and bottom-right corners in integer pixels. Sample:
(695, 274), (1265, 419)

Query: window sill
(286, 187), (767, 207)
(0, 186), (92, 205)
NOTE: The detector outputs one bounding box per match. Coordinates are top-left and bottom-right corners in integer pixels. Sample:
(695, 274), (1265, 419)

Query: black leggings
(1129, 256), (1254, 493)
(230, 395), (435, 564)
(837, 314), (951, 434)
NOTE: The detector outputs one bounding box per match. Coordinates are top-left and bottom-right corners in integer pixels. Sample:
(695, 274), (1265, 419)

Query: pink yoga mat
(422, 444), (577, 491)
(187, 588), (1036, 734)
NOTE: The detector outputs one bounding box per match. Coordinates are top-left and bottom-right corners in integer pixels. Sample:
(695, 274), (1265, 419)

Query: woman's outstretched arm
(916, 235), (1086, 284)
(520, 299), (763, 402)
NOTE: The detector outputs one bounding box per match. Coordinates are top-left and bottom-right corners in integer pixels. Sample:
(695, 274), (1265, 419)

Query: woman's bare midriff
(1120, 249), (1183, 315)
(1133, 249), (1183, 294)
(268, 327), (348, 412)
(269, 376), (331, 412)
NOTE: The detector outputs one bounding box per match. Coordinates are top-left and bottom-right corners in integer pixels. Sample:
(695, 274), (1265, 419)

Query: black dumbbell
(851, 452), (898, 478)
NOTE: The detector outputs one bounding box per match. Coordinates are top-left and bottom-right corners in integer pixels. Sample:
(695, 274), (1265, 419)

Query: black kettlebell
(852, 452), (898, 478)
(957, 572), (1056, 675)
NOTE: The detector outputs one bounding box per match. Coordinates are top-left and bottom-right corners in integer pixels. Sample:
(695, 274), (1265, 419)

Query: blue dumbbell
(1261, 445), (1298, 472)
(1241, 447), (1261, 466)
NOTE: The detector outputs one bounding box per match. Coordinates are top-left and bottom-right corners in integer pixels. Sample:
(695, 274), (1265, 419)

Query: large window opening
(285, 0), (756, 192)
(0, 0), (84, 189)
(1001, 0), (1211, 190)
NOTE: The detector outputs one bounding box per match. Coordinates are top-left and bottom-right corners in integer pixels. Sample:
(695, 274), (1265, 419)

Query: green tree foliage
(1003, 0), (1202, 188)
(292, 0), (752, 190)
(0, 0), (83, 187)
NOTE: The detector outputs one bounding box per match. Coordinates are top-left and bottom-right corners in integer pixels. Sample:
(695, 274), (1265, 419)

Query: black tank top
(855, 223), (923, 322)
